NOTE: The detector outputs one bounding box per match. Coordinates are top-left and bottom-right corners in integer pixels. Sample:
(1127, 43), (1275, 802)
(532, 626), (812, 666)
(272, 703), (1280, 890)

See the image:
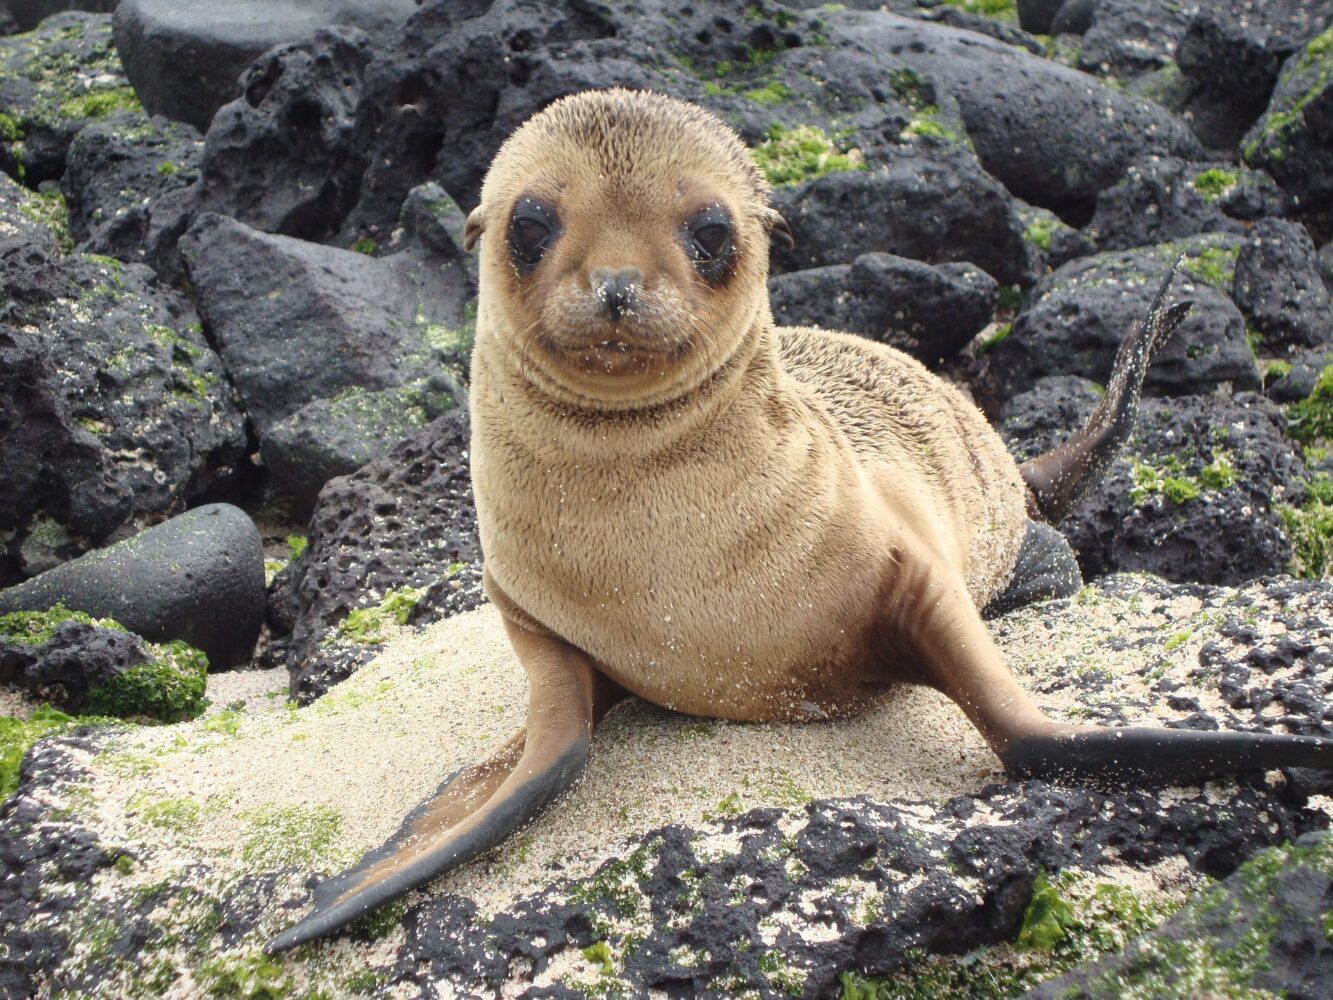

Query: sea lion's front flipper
(264, 624), (614, 954)
(895, 554), (1333, 789)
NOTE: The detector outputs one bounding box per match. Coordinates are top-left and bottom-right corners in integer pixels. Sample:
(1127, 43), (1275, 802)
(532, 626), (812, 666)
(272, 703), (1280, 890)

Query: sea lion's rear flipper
(264, 625), (617, 954)
(896, 554), (1333, 790)
(1000, 727), (1333, 787)
(1020, 260), (1194, 524)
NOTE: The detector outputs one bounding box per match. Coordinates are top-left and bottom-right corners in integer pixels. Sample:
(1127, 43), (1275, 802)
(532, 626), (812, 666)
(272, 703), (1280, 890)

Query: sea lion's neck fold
(475, 309), (779, 464)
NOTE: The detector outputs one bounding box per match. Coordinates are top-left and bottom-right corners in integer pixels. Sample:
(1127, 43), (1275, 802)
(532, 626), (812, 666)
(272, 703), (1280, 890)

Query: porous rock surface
(2, 575), (1332, 997)
(0, 246), (247, 583)
(981, 234), (1261, 406)
(0, 12), (136, 185)
(768, 251), (997, 366)
(180, 212), (472, 437)
(60, 107), (202, 281)
(281, 409), (483, 702)
(1003, 383), (1306, 586)
(111, 0), (419, 132)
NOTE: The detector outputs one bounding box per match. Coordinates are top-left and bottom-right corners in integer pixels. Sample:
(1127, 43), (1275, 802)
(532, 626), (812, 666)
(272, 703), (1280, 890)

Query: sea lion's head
(467, 89), (790, 408)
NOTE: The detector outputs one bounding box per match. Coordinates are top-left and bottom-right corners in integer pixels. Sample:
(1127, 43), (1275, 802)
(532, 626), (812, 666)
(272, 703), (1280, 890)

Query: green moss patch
(1277, 473), (1333, 580)
(0, 603), (125, 645)
(0, 703), (76, 799)
(937, 0), (1016, 18)
(240, 803), (343, 870)
(838, 870), (1180, 998)
(84, 639), (209, 722)
(1190, 168), (1238, 202)
(1286, 363), (1333, 443)
(1128, 451), (1238, 506)
(1023, 217), (1055, 252)
(330, 586), (426, 645)
(751, 124), (866, 186)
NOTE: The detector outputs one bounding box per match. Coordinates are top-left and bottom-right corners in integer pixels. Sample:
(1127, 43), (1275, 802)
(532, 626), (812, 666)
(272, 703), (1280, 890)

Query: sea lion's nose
(591, 267), (642, 322)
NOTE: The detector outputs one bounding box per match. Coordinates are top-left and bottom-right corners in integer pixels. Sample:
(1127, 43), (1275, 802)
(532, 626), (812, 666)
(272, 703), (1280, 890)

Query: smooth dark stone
(0, 503), (265, 669)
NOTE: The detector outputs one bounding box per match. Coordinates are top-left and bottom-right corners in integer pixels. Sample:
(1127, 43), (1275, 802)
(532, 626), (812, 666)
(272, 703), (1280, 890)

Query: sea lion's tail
(1019, 261), (1193, 524)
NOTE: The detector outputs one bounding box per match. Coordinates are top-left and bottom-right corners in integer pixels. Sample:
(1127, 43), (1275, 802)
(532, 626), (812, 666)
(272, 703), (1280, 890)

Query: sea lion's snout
(591, 266), (643, 323)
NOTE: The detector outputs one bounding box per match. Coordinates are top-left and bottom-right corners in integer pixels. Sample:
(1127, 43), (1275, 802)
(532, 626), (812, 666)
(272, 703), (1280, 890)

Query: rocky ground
(1, 0), (1333, 997)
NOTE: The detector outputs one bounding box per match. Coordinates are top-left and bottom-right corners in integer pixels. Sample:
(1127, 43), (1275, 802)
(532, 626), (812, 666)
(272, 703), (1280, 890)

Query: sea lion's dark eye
(683, 205), (735, 282)
(509, 197), (560, 275)
(693, 224), (729, 259)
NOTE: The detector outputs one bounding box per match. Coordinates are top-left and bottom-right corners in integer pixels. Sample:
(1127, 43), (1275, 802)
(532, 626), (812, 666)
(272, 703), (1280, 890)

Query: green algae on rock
(0, 605), (209, 722)
(750, 124), (866, 187)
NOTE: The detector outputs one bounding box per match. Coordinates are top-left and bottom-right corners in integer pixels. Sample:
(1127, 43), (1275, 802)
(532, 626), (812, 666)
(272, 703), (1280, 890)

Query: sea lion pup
(266, 89), (1333, 953)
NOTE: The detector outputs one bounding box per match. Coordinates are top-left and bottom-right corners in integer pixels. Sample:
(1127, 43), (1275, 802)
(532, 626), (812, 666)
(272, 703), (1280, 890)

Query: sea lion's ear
(463, 207), (485, 252)
(763, 208), (794, 251)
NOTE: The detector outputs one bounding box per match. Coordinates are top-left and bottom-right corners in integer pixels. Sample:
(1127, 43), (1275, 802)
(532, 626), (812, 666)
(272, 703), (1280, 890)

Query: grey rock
(918, 6), (1046, 55)
(285, 409), (481, 701)
(768, 251), (998, 365)
(0, 503), (265, 669)
(1087, 156), (1288, 252)
(180, 212), (474, 436)
(1177, 0), (1333, 150)
(1233, 218), (1333, 350)
(982, 235), (1261, 406)
(0, 170), (64, 253)
(1016, 0), (1064, 34)
(769, 160), (1034, 287)
(1050, 0), (1097, 35)
(5, 0), (115, 32)
(1078, 0), (1190, 81)
(0, 13), (137, 185)
(0, 245), (247, 582)
(828, 10), (1204, 223)
(1320, 238), (1333, 294)
(111, 0), (417, 132)
(60, 109), (202, 282)
(260, 376), (462, 519)
(196, 25), (373, 243)
(1243, 26), (1333, 242)
(1003, 384), (1303, 585)
(395, 182), (471, 262)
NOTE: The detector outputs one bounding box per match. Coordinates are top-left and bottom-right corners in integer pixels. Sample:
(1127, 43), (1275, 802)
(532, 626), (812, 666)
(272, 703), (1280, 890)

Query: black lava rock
(1087, 157), (1288, 252)
(1003, 385), (1305, 585)
(1233, 217), (1333, 350)
(1177, 0), (1333, 150)
(829, 9), (1203, 224)
(0, 245), (247, 582)
(1026, 832), (1333, 998)
(769, 152), (1034, 287)
(60, 109), (203, 283)
(0, 12), (137, 185)
(1242, 22), (1333, 241)
(180, 212), (473, 437)
(196, 25), (374, 244)
(260, 375), (463, 520)
(286, 410), (482, 701)
(1077, 0), (1191, 82)
(982, 236), (1260, 408)
(111, 0), (418, 133)
(0, 170), (65, 254)
(769, 252), (997, 366)
(0, 503), (265, 669)
(5, 1), (116, 33)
